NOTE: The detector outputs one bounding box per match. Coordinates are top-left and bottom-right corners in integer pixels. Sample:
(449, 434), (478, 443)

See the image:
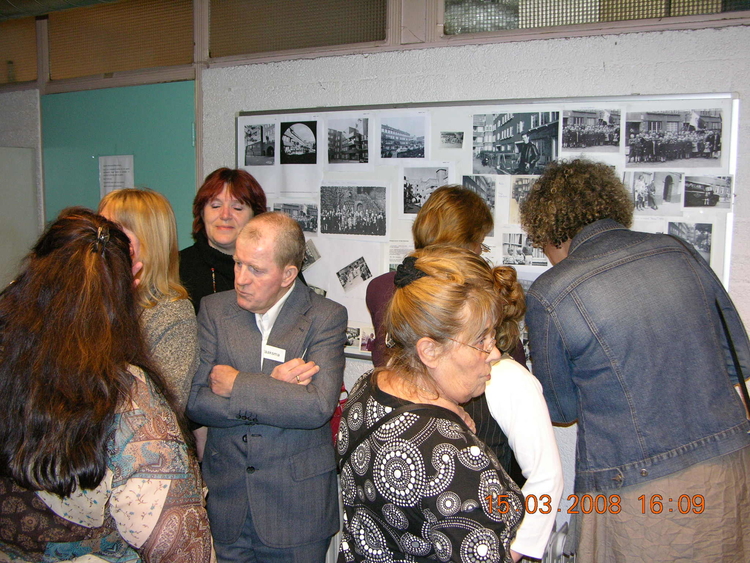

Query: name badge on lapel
(263, 344), (286, 364)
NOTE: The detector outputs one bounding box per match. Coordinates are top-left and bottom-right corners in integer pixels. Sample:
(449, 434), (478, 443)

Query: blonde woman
(99, 188), (199, 412)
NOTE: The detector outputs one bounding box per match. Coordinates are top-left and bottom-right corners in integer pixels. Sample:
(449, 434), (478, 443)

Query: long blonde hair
(98, 188), (188, 307)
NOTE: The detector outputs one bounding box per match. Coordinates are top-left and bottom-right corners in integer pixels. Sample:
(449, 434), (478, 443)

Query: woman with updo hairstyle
(365, 186), (562, 560)
(0, 208), (211, 562)
(179, 167), (267, 313)
(99, 188), (198, 412)
(338, 246), (524, 563)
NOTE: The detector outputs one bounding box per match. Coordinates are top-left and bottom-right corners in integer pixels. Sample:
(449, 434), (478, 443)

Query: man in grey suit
(187, 212), (347, 562)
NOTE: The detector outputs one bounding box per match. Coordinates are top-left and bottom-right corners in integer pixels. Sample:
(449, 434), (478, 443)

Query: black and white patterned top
(336, 371), (524, 563)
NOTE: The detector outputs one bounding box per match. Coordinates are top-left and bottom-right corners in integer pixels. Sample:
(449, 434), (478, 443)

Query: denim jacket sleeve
(673, 235), (750, 386)
(526, 292), (579, 424)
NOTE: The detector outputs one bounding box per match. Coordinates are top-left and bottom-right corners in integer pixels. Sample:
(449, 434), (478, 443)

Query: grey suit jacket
(187, 281), (347, 548)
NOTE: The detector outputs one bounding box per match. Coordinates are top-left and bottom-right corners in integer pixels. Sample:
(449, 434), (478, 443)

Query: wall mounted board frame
(237, 93), (738, 359)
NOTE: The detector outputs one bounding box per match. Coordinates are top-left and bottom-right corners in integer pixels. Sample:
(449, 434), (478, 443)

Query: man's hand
(209, 364), (239, 397)
(271, 358), (320, 386)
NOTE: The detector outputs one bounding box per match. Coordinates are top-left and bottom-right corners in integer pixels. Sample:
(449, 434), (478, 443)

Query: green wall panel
(42, 81), (196, 249)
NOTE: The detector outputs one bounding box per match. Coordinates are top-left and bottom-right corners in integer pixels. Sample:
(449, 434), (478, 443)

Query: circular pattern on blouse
(366, 396), (393, 428)
(347, 401), (364, 431)
(374, 439), (425, 507)
(457, 444), (490, 471)
(425, 443), (457, 496)
(350, 509), (391, 562)
(459, 527), (501, 563)
(462, 499), (480, 513)
(351, 440), (371, 476)
(340, 463), (357, 506)
(431, 530), (453, 562)
(373, 412), (419, 442)
(436, 491), (461, 517)
(337, 419), (350, 455)
(364, 479), (377, 502)
(400, 532), (432, 557)
(382, 503), (409, 530)
(478, 470), (523, 527)
(436, 418), (464, 440)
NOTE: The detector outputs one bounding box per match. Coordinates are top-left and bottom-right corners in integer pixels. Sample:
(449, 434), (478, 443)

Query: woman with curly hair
(0, 208), (211, 562)
(521, 159), (750, 562)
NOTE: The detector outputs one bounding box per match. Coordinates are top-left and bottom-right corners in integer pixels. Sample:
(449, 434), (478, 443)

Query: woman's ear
(416, 337), (441, 369)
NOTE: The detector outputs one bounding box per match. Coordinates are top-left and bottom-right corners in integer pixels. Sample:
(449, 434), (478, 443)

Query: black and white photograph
(345, 327), (361, 349)
(684, 176), (732, 209)
(462, 175), (496, 236)
(622, 171), (683, 216)
(668, 222), (712, 263)
(473, 111), (559, 175)
(280, 121), (317, 164)
(508, 176), (538, 225)
(328, 117), (368, 163)
(625, 109), (722, 168)
(243, 123), (275, 165)
(440, 131), (464, 149)
(273, 202), (318, 232)
(320, 185), (387, 236)
(381, 115), (426, 158)
(403, 167), (449, 214)
(502, 233), (548, 267)
(302, 239), (321, 272)
(336, 257), (372, 292)
(562, 109), (620, 152)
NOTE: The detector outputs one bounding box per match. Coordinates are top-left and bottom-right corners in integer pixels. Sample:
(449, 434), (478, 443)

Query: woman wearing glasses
(338, 246), (524, 563)
(364, 186), (563, 560)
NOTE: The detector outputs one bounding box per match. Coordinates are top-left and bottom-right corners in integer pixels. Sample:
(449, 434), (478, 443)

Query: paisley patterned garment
(336, 372), (524, 563)
(0, 366), (211, 563)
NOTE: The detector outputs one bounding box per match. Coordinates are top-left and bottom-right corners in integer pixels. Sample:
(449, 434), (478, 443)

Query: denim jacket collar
(569, 219), (629, 255)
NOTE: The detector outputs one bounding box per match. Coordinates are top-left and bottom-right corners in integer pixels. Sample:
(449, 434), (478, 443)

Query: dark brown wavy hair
(0, 208), (176, 496)
(520, 159), (633, 248)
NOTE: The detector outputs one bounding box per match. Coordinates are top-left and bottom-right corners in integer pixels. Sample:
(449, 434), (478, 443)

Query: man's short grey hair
(239, 212), (305, 271)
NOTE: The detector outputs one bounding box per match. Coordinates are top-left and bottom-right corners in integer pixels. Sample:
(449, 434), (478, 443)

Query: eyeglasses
(480, 243), (491, 254)
(447, 336), (497, 355)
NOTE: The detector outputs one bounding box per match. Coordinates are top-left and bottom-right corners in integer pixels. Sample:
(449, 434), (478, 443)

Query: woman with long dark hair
(0, 208), (211, 562)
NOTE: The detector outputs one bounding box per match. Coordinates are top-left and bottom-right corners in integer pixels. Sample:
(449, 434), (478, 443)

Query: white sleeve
(484, 358), (564, 559)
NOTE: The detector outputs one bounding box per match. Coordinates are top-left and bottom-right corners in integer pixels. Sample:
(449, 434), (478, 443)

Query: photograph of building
(381, 116), (426, 158)
(403, 167), (449, 213)
(328, 118), (368, 163)
(473, 111), (559, 175)
(244, 123), (275, 165)
(280, 121), (317, 164)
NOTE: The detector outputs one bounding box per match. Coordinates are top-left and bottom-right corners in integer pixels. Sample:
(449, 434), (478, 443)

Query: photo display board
(237, 94), (737, 358)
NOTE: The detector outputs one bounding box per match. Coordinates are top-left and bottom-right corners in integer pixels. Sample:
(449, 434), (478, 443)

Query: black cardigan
(179, 231), (236, 314)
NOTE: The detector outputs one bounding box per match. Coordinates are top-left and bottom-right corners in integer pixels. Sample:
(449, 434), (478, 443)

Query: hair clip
(394, 256), (428, 288)
(385, 332), (396, 348)
(93, 226), (110, 254)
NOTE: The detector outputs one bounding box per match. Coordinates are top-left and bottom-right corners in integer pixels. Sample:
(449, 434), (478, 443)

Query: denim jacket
(526, 219), (750, 493)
